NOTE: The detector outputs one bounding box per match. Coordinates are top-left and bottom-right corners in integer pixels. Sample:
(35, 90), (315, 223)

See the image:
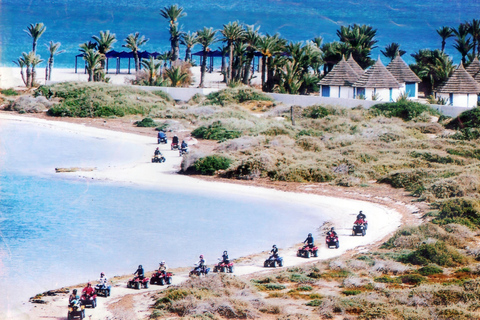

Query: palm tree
(336, 24), (378, 69)
(141, 56), (162, 85)
(45, 41), (65, 81)
(381, 42), (406, 61)
(320, 41), (343, 74)
(30, 54), (44, 87)
(92, 30), (117, 80)
(123, 32), (148, 72)
(453, 36), (474, 64)
(410, 49), (454, 96)
(180, 31), (198, 62)
(256, 34), (284, 90)
(220, 21), (245, 84)
(83, 48), (104, 82)
(196, 27), (217, 88)
(242, 25), (261, 84)
(436, 26), (453, 52)
(13, 53), (30, 86)
(468, 19), (480, 56)
(165, 66), (189, 87)
(24, 23), (46, 54)
(160, 5), (186, 61)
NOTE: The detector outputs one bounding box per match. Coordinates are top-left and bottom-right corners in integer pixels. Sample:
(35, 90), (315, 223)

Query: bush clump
(434, 198), (480, 227)
(194, 155), (232, 175)
(446, 108), (480, 130)
(205, 88), (273, 106)
(302, 105), (331, 119)
(191, 121), (242, 141)
(418, 265), (444, 276)
(135, 117), (157, 127)
(399, 241), (466, 267)
(370, 100), (439, 121)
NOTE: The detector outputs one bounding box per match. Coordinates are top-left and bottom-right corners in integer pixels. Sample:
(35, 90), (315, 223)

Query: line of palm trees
(14, 23), (64, 87)
(436, 19), (480, 64)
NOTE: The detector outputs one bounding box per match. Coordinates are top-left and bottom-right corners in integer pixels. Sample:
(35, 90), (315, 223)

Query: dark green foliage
(370, 101), (439, 121)
(1, 88), (19, 96)
(398, 274), (425, 285)
(449, 128), (480, 141)
(447, 148), (480, 160)
(418, 265), (444, 276)
(434, 198), (480, 227)
(399, 241), (466, 267)
(306, 299), (322, 307)
(302, 105), (331, 119)
(256, 283), (286, 291)
(297, 129), (323, 137)
(378, 170), (430, 191)
(205, 88), (273, 106)
(267, 166), (335, 183)
(194, 155), (232, 175)
(135, 117), (157, 127)
(374, 276), (401, 283)
(410, 151), (463, 165)
(446, 108), (480, 130)
(191, 121), (241, 141)
(151, 90), (173, 102)
(342, 289), (362, 296)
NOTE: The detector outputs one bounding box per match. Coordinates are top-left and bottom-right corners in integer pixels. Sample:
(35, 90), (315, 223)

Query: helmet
(87, 282), (91, 286)
(101, 272), (105, 276)
(200, 255), (204, 259)
(73, 289), (77, 294)
(138, 265), (142, 269)
(330, 227), (334, 231)
(359, 210), (363, 214)
(308, 233), (312, 237)
(160, 261), (165, 265)
(273, 244), (277, 248)
(223, 251), (227, 254)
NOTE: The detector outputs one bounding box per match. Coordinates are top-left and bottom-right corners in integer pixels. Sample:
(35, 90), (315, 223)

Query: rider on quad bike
(304, 233), (315, 249)
(354, 211), (367, 225)
(327, 227), (337, 237)
(158, 261), (168, 275)
(270, 245), (279, 259)
(97, 272), (108, 289)
(221, 251), (229, 264)
(194, 255), (206, 274)
(134, 265), (145, 280)
(69, 289), (80, 306)
(157, 131), (167, 144)
(82, 282), (95, 297)
(154, 147), (162, 156)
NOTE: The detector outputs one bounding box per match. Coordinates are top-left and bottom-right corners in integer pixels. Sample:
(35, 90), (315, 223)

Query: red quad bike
(127, 276), (150, 289)
(67, 300), (85, 320)
(80, 292), (97, 309)
(297, 245), (319, 258)
(171, 142), (179, 150)
(150, 271), (173, 285)
(326, 235), (340, 249)
(213, 259), (234, 273)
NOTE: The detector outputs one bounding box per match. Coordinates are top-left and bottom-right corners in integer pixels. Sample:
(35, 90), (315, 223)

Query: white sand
(0, 107), (404, 319)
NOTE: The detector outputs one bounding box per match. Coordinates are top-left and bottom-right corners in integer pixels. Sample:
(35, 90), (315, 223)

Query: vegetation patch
(205, 87), (273, 106)
(193, 155), (232, 175)
(135, 117), (157, 127)
(446, 108), (480, 130)
(191, 121), (242, 141)
(418, 265), (444, 276)
(370, 100), (439, 121)
(399, 241), (467, 267)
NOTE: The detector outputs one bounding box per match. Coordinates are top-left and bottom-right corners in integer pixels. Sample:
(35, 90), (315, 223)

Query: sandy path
(0, 113), (405, 319)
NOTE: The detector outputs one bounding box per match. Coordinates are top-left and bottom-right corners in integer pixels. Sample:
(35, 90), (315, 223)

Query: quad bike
(80, 292), (97, 308)
(297, 245), (319, 258)
(179, 147), (189, 156)
(151, 154), (166, 163)
(171, 142), (179, 150)
(150, 271), (173, 285)
(127, 276), (150, 289)
(189, 264), (210, 277)
(352, 221), (367, 236)
(264, 255), (283, 267)
(213, 259), (234, 273)
(67, 300), (85, 320)
(94, 284), (111, 297)
(326, 234), (340, 249)
(158, 136), (168, 144)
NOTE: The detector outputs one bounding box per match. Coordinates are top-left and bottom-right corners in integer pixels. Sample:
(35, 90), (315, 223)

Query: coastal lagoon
(0, 120), (322, 315)
(1, 0), (479, 67)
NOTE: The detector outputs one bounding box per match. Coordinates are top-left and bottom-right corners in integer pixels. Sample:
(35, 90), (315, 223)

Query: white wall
(362, 88), (401, 102)
(138, 86), (220, 101)
(437, 92), (478, 108)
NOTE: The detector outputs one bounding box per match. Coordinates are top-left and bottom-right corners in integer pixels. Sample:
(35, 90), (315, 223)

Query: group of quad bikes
(67, 284), (111, 320)
(152, 133), (188, 164)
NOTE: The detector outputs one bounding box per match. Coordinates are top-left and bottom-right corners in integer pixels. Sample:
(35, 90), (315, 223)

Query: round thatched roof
(353, 59), (400, 88)
(347, 53), (364, 76)
(436, 63), (480, 94)
(466, 56), (480, 83)
(386, 55), (420, 83)
(319, 56), (360, 86)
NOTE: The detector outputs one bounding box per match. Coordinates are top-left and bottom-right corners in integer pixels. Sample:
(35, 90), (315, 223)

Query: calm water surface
(0, 121), (322, 315)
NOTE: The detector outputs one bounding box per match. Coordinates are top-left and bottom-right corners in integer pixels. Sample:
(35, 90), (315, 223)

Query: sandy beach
(0, 112), (415, 320)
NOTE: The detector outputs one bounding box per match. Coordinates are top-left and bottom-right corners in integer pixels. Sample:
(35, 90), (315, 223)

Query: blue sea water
(0, 0), (479, 69)
(0, 120), (322, 315)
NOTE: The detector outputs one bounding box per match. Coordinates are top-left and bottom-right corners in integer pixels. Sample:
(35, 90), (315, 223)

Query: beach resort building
(352, 58), (401, 101)
(319, 56), (360, 99)
(346, 53), (364, 77)
(386, 55), (421, 99)
(466, 56), (480, 84)
(436, 62), (480, 108)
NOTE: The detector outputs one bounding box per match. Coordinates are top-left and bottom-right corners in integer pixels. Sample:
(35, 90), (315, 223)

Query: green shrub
(194, 155), (232, 175)
(374, 276), (401, 284)
(306, 299), (322, 307)
(296, 285), (313, 291)
(1, 88), (19, 96)
(446, 108), (480, 130)
(191, 121), (242, 141)
(151, 90), (173, 102)
(135, 117), (157, 127)
(378, 170), (430, 191)
(342, 289), (362, 296)
(205, 88), (273, 106)
(449, 128), (480, 141)
(398, 274), (425, 285)
(302, 105), (330, 119)
(434, 198), (480, 227)
(399, 241), (466, 267)
(370, 100), (439, 121)
(418, 265), (444, 276)
(256, 283), (286, 291)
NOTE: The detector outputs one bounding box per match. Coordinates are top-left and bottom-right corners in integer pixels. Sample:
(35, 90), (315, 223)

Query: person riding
(181, 140), (188, 150)
(172, 135), (179, 145)
(356, 211), (366, 224)
(158, 261), (168, 275)
(154, 147), (162, 156)
(134, 265), (144, 280)
(97, 272), (108, 289)
(158, 130), (166, 139)
(195, 255), (206, 273)
(270, 244), (279, 259)
(304, 233), (314, 248)
(327, 227), (337, 238)
(221, 251), (229, 264)
(69, 289), (80, 306)
(82, 282), (95, 298)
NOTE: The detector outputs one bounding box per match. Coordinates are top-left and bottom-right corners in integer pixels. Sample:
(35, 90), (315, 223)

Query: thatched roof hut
(353, 59), (400, 88)
(347, 53), (364, 76)
(437, 63), (480, 94)
(466, 56), (480, 83)
(319, 56), (360, 86)
(386, 56), (420, 83)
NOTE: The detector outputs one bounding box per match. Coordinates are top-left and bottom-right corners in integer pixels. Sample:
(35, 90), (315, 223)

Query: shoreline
(0, 112), (415, 319)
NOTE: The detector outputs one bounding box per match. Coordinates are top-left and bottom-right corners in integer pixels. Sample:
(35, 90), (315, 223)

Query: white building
(386, 55), (421, 99)
(436, 62), (480, 108)
(352, 58), (401, 101)
(319, 56), (360, 99)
